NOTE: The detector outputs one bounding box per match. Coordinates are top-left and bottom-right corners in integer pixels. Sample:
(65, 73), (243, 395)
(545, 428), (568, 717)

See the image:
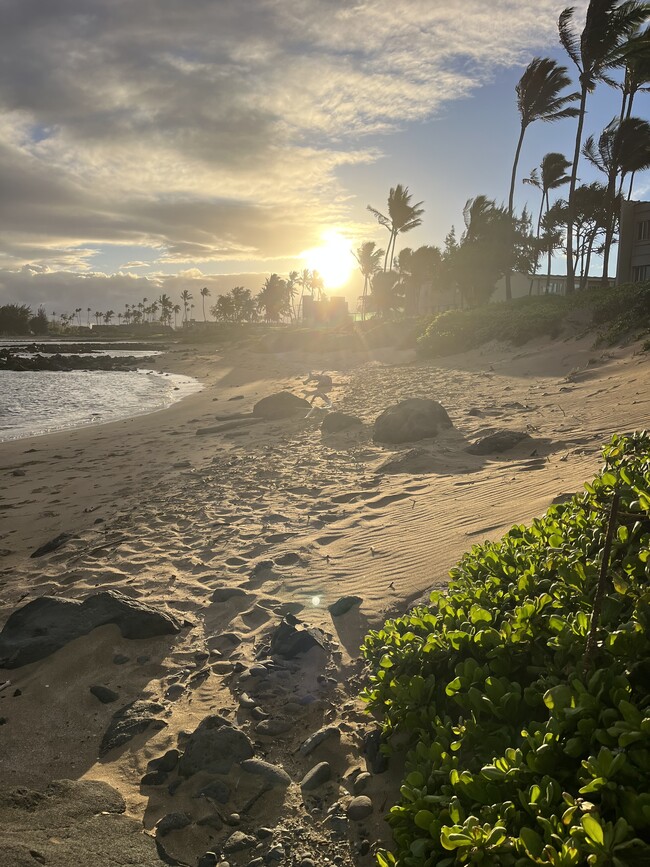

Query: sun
(301, 230), (356, 290)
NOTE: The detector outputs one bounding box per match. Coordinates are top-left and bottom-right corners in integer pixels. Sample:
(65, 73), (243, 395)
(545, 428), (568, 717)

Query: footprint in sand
(274, 552), (303, 567)
(364, 492), (411, 509)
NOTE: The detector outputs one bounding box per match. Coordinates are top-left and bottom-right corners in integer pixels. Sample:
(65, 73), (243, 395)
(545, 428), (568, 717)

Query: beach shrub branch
(361, 431), (650, 866)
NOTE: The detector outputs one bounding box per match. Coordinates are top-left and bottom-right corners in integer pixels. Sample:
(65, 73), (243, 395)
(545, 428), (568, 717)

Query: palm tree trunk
(529, 188), (546, 295)
(506, 123), (527, 301)
(601, 173), (618, 283)
(566, 84), (589, 295)
(361, 276), (368, 321)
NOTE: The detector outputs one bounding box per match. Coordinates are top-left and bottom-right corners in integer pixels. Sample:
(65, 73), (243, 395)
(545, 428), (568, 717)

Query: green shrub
(417, 296), (567, 357)
(416, 283), (650, 357)
(362, 431), (650, 866)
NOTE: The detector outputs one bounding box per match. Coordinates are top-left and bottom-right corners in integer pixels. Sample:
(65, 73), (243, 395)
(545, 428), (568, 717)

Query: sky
(0, 0), (647, 318)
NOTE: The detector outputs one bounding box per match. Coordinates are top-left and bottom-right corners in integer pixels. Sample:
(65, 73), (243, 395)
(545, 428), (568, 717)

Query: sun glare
(302, 230), (355, 290)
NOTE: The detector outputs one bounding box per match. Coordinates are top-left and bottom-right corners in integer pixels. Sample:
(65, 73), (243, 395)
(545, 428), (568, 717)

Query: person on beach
(303, 371), (333, 415)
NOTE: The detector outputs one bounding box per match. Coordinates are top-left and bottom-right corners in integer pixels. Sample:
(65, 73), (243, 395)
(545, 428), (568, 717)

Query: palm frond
(559, 7), (583, 69)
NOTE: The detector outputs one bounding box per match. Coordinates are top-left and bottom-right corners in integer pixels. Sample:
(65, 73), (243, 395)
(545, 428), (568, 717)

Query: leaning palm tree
(583, 115), (650, 279)
(367, 185), (424, 272)
(354, 241), (384, 321)
(200, 286), (210, 322)
(505, 58), (579, 299)
(524, 152), (572, 289)
(558, 0), (650, 292)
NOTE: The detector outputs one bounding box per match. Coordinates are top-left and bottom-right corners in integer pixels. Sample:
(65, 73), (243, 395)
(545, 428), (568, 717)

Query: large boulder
(373, 398), (452, 444)
(252, 391), (310, 420)
(178, 716), (254, 777)
(0, 779), (164, 866)
(0, 591), (182, 668)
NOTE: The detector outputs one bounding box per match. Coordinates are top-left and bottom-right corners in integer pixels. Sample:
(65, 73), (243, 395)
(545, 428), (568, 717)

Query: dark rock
(373, 398), (453, 444)
(251, 706), (269, 720)
(363, 727), (388, 774)
(223, 831), (256, 852)
(466, 429), (531, 455)
(197, 853), (219, 867)
(255, 718), (292, 736)
(178, 716), (254, 777)
(0, 779), (162, 865)
(0, 589), (181, 668)
(100, 700), (167, 756)
(268, 617), (327, 659)
(299, 726), (341, 757)
(90, 684), (119, 704)
(240, 758), (291, 788)
(252, 391), (310, 420)
(359, 839), (371, 856)
(321, 412), (362, 434)
(327, 596), (362, 617)
(30, 533), (72, 558)
(264, 846), (285, 862)
(141, 771), (168, 786)
(257, 827), (274, 839)
(148, 749), (180, 774)
(300, 762), (331, 790)
(353, 771), (372, 794)
(196, 780), (231, 804)
(113, 654), (130, 665)
(238, 692), (257, 708)
(347, 795), (373, 821)
(156, 811), (191, 836)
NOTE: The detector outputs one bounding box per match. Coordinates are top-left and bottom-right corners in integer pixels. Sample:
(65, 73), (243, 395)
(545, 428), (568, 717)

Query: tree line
(0, 269), (329, 335)
(358, 0), (650, 317)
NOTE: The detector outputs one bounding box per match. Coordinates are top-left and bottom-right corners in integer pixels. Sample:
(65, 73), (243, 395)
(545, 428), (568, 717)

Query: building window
(637, 220), (650, 241)
(632, 265), (649, 282)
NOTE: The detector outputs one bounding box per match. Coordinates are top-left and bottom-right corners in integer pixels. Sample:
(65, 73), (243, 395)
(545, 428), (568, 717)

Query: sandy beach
(1, 331), (649, 866)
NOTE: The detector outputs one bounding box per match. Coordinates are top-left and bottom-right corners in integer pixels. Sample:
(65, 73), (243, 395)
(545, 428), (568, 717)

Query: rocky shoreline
(0, 344), (159, 372)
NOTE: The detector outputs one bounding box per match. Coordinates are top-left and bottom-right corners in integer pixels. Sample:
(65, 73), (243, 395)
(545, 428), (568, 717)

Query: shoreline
(0, 367), (203, 444)
(1, 333), (649, 865)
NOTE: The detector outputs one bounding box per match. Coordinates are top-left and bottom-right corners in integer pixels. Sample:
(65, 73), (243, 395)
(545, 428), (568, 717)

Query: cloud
(0, 0), (581, 307)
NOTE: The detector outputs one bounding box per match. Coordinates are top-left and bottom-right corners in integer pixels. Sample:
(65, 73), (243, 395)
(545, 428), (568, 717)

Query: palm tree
(367, 185), (424, 272)
(524, 152), (572, 290)
(369, 270), (401, 318)
(104, 310), (114, 325)
(200, 286), (210, 322)
(583, 116), (650, 280)
(286, 271), (299, 319)
(353, 241), (384, 321)
(86, 307), (91, 326)
(505, 58), (579, 299)
(172, 303), (181, 328)
(180, 290), (192, 324)
(558, 0), (649, 292)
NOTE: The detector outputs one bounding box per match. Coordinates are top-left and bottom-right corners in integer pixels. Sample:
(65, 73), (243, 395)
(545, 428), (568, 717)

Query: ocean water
(0, 367), (203, 442)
